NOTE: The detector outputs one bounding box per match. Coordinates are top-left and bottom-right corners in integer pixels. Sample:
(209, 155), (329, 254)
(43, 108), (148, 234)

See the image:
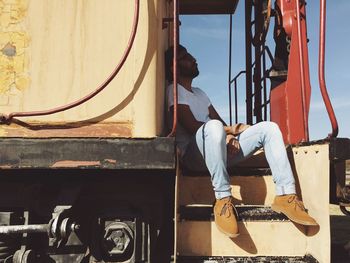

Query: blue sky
(180, 1), (350, 140)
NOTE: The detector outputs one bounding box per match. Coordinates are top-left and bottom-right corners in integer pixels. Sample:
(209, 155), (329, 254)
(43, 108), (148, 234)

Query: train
(0, 0), (349, 262)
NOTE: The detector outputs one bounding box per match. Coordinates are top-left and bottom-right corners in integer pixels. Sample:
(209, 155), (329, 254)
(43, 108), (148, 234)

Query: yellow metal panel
(291, 144), (331, 263)
(0, 0), (168, 137)
(179, 175), (276, 206)
(178, 221), (307, 256)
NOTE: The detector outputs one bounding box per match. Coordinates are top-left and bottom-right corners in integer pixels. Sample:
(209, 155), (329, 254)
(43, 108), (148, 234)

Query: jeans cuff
(275, 184), (296, 196)
(215, 190), (232, 200)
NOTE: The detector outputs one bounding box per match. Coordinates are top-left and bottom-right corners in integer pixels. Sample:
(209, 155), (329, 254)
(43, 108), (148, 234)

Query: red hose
(167, 0), (179, 137)
(0, 0), (140, 123)
(319, 0), (338, 138)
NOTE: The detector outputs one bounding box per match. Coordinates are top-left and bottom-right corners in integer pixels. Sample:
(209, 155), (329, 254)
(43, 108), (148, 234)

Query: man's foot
(271, 194), (318, 226)
(214, 196), (239, 238)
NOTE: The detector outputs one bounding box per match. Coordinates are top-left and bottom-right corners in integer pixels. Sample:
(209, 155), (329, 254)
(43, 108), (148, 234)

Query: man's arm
(209, 105), (235, 135)
(209, 104), (250, 135)
(170, 105), (204, 135)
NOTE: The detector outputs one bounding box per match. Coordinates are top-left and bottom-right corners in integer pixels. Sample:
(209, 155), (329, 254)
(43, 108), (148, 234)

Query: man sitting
(165, 45), (318, 238)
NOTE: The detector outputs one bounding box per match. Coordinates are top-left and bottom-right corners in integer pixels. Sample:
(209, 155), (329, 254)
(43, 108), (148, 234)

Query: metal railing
(228, 40), (273, 126)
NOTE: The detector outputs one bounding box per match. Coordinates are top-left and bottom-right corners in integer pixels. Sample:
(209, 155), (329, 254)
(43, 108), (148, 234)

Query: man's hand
(226, 134), (240, 156)
(229, 123), (250, 136)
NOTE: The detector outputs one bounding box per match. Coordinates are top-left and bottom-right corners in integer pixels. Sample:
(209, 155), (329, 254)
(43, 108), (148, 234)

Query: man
(165, 45), (318, 238)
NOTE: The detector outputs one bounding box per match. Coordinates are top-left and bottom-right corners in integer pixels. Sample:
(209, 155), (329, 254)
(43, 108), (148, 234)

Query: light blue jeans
(182, 120), (296, 199)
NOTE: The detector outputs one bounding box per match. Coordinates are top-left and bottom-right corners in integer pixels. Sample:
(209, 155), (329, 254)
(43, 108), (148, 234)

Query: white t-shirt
(166, 83), (212, 155)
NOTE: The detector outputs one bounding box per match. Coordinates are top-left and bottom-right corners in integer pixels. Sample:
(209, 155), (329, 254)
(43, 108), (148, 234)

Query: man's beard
(179, 67), (199, 79)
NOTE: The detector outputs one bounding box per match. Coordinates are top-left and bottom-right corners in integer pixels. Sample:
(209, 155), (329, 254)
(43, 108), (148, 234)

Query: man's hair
(164, 45), (187, 82)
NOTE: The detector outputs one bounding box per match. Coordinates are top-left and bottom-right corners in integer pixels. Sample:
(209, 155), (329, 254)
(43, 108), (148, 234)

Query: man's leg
(228, 121), (295, 195)
(228, 121), (317, 226)
(182, 119), (239, 237)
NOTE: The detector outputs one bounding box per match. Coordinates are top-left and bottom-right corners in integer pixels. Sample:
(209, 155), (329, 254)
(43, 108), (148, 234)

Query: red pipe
(0, 0), (140, 123)
(296, 0), (309, 141)
(168, 0), (179, 137)
(319, 0), (338, 137)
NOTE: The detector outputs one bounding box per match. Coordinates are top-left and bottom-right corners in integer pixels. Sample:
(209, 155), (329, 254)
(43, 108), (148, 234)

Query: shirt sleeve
(167, 84), (190, 110)
(197, 88), (211, 108)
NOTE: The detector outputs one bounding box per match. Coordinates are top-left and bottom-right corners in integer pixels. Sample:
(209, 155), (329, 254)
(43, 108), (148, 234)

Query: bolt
(112, 237), (121, 245)
(116, 243), (124, 251)
(115, 230), (124, 237)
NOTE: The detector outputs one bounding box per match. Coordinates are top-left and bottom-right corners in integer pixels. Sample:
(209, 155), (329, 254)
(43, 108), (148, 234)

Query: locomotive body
(0, 1), (349, 263)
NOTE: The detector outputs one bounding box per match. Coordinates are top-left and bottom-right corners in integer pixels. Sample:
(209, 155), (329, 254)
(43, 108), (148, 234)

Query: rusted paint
(0, 165), (12, 169)
(52, 160), (101, 168)
(103, 159), (117, 164)
(0, 137), (175, 170)
(0, 122), (133, 137)
(0, 0), (30, 97)
(179, 0), (238, 14)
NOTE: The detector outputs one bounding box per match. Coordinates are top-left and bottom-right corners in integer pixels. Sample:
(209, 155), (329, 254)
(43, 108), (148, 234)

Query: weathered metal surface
(0, 137), (175, 169)
(179, 0), (238, 15)
(329, 138), (350, 161)
(0, 224), (48, 235)
(179, 205), (288, 221)
(0, 122), (132, 137)
(177, 255), (318, 263)
(289, 137), (350, 161)
(182, 167), (271, 177)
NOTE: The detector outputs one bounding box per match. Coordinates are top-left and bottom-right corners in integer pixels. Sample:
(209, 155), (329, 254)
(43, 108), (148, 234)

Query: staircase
(174, 145), (331, 263)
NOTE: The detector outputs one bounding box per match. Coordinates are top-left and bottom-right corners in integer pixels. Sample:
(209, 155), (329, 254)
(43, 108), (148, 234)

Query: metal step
(179, 175), (275, 206)
(179, 205), (288, 222)
(177, 255), (318, 263)
(176, 205), (313, 258)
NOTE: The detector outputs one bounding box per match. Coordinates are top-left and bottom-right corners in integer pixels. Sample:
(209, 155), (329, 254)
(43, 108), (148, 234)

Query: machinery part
(0, 216), (79, 246)
(0, 236), (20, 262)
(13, 249), (35, 263)
(89, 212), (151, 263)
(339, 185), (350, 216)
(340, 205), (350, 216)
(49, 215), (80, 248)
(0, 212), (23, 261)
(102, 222), (133, 258)
(251, 0), (272, 47)
(0, 224), (48, 235)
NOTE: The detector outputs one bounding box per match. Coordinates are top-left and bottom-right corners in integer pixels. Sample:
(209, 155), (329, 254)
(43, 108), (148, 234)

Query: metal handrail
(229, 44), (273, 125)
(167, 0), (179, 137)
(318, 0), (338, 138)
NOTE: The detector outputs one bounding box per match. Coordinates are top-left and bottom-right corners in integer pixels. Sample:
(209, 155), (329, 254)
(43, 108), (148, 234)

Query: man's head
(165, 45), (199, 82)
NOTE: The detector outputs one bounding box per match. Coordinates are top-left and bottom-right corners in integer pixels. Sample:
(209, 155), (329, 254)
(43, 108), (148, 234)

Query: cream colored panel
(179, 175), (275, 206)
(178, 221), (307, 256)
(0, 0), (168, 137)
(133, 0), (167, 137)
(292, 144), (330, 263)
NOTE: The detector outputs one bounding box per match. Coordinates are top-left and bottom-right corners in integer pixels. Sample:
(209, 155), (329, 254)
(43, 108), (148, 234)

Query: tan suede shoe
(214, 196), (239, 238)
(271, 194), (318, 226)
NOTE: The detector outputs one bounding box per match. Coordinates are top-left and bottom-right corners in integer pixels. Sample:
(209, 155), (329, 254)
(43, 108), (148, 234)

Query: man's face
(177, 49), (199, 79)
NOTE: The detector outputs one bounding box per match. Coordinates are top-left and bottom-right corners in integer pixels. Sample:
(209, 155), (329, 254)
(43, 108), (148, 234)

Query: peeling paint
(103, 159), (117, 164)
(0, 0), (30, 99)
(1, 42), (16, 56)
(0, 122), (132, 137)
(52, 160), (101, 168)
(0, 127), (7, 136)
